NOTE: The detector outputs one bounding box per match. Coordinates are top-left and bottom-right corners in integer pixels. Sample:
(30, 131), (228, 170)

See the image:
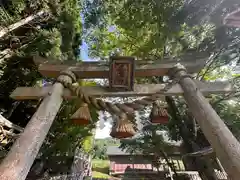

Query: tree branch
(197, 48), (224, 80)
(0, 128), (19, 138)
(0, 10), (47, 39)
(212, 91), (240, 106)
(0, 114), (23, 132)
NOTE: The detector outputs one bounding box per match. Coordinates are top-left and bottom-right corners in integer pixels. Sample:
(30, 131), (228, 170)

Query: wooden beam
(10, 80), (234, 100)
(34, 53), (207, 79)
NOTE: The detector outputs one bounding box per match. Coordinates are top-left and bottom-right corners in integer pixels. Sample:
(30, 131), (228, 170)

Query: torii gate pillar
(169, 64), (240, 180)
(0, 72), (75, 180)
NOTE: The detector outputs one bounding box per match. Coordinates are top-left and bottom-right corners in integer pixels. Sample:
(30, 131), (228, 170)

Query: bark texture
(0, 72), (73, 180)
(170, 64), (240, 180)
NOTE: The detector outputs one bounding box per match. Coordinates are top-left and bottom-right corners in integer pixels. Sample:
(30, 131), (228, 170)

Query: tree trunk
(0, 10), (46, 38)
(169, 64), (240, 180)
(159, 150), (178, 178)
(0, 73), (72, 180)
(166, 96), (216, 180)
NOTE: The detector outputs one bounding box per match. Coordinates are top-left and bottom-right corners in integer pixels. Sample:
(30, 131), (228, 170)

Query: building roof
(106, 146), (131, 156)
(106, 146), (151, 156)
(106, 145), (181, 156)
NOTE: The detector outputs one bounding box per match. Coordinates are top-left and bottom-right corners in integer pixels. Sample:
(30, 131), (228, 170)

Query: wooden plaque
(109, 56), (135, 91)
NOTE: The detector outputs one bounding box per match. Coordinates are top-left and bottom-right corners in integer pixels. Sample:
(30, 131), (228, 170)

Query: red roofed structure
(106, 146), (184, 178)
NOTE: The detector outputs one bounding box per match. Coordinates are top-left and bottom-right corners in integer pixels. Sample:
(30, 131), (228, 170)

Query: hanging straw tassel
(150, 101), (168, 124)
(70, 103), (92, 125)
(110, 114), (136, 139)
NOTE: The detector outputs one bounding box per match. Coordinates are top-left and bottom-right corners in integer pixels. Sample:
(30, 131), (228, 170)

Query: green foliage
(82, 135), (94, 153)
(0, 0), (86, 177)
(92, 171), (111, 179)
(0, 0), (83, 123)
(84, 0), (216, 59)
(119, 119), (180, 173)
(33, 98), (98, 176)
(21, 28), (62, 58)
(39, 99), (95, 158)
(120, 126), (171, 154)
(56, 0), (82, 59)
(92, 159), (110, 177)
(92, 138), (120, 160)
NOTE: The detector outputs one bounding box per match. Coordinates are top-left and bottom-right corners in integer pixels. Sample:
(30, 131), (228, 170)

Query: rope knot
(57, 70), (77, 84)
(56, 69), (77, 89)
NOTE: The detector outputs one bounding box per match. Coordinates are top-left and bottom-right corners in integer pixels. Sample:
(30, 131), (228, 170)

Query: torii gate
(0, 53), (240, 180)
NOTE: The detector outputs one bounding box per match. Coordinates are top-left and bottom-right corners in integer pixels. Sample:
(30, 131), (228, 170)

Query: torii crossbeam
(11, 80), (234, 99)
(33, 53), (206, 78)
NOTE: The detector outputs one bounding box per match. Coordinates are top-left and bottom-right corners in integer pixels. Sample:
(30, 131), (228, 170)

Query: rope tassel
(150, 101), (168, 124)
(110, 114), (136, 139)
(70, 103), (92, 125)
(58, 70), (171, 119)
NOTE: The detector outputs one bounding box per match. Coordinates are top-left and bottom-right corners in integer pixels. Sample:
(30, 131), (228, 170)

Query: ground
(92, 159), (111, 179)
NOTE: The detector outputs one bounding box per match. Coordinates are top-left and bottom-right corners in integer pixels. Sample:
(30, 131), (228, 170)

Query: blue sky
(80, 12), (90, 61)
(80, 40), (89, 60)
